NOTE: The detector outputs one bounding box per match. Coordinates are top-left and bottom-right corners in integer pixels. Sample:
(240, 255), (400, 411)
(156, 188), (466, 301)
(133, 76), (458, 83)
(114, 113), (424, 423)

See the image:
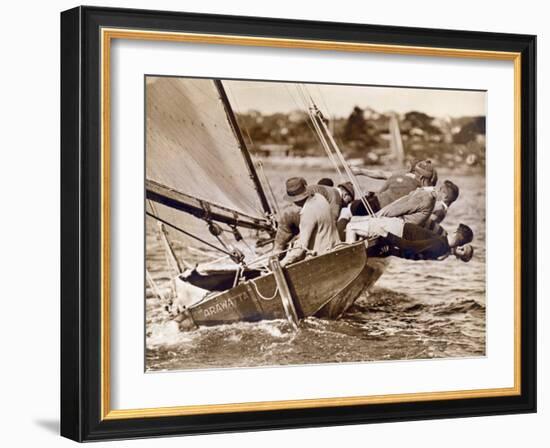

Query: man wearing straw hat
(279, 177), (340, 267)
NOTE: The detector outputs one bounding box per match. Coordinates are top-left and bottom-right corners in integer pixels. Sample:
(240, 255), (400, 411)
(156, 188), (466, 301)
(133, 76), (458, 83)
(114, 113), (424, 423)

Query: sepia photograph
(144, 76), (486, 372)
(58, 5), (537, 441)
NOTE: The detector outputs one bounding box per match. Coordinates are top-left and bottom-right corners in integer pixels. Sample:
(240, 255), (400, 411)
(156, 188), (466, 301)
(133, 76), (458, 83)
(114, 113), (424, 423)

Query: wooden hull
(316, 256), (388, 319)
(177, 241), (386, 328)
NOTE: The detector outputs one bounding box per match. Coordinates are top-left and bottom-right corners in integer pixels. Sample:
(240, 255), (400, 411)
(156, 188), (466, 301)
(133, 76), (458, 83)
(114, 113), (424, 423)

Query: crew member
(377, 184), (438, 226)
(272, 203), (301, 255)
(280, 177), (340, 267)
(349, 158), (419, 180)
(384, 223), (474, 261)
(309, 181), (354, 221)
(349, 159), (438, 216)
(346, 216), (474, 262)
(273, 179), (353, 254)
(425, 180), (459, 236)
(317, 178), (334, 187)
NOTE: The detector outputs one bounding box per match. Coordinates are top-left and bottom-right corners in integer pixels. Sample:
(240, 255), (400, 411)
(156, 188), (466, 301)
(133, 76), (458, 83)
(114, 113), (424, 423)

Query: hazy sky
(224, 80), (486, 119)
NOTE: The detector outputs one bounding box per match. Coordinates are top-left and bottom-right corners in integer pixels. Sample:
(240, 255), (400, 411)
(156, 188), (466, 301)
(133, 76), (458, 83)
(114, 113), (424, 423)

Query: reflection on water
(145, 169), (486, 371)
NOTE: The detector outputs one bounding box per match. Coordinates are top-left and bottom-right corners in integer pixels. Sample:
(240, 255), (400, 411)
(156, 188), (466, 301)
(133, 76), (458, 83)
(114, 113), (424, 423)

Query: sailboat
(145, 77), (386, 331)
(389, 113), (405, 167)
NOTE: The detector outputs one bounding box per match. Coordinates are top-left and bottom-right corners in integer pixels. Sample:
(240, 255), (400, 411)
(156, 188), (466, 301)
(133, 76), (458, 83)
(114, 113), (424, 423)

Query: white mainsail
(146, 77), (273, 266)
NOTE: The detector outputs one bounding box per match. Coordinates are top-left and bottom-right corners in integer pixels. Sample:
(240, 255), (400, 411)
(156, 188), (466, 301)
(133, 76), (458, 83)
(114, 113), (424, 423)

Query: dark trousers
(349, 194), (381, 216)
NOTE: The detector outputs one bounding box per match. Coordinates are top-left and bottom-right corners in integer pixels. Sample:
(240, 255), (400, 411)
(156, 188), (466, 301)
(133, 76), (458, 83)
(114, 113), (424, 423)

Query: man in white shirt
(280, 177), (340, 267)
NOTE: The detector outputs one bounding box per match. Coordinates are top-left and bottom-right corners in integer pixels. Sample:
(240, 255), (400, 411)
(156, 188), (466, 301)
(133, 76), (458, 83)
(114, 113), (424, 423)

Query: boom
(146, 178), (274, 232)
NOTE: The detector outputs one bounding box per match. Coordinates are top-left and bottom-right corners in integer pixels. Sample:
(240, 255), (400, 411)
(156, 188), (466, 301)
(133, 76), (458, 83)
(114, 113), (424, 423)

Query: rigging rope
(285, 86), (320, 143)
(250, 280), (279, 301)
(313, 85), (331, 121)
(296, 83), (375, 217)
(308, 106), (345, 181)
(194, 252), (231, 267)
(284, 85), (344, 180)
(297, 83), (374, 216)
(146, 269), (167, 302)
(256, 160), (281, 216)
(313, 108), (375, 216)
(296, 85), (345, 180)
(146, 211), (237, 258)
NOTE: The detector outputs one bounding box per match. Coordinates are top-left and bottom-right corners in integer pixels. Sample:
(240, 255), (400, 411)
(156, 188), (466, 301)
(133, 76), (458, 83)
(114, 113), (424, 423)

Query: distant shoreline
(256, 155), (485, 177)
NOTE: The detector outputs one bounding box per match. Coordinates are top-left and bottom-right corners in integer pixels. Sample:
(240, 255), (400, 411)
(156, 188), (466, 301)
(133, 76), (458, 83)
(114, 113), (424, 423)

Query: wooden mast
(214, 79), (273, 217)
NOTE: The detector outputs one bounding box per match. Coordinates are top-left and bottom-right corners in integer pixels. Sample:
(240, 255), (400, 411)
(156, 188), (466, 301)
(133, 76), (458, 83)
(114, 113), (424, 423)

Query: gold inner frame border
(99, 27), (522, 421)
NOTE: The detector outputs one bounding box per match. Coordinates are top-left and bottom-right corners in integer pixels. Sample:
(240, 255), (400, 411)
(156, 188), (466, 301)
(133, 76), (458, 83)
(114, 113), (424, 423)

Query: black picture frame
(61, 5), (536, 442)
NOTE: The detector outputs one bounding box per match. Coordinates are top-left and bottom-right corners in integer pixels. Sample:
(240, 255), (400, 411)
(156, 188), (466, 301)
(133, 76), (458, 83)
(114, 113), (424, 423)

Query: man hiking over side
(345, 216), (474, 262)
(383, 222), (473, 261)
(349, 159), (438, 216)
(425, 180), (460, 237)
(373, 178), (459, 229)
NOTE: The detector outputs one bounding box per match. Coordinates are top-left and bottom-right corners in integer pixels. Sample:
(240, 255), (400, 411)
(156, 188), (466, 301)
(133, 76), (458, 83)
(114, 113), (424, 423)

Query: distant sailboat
(145, 77), (386, 331)
(388, 113), (405, 167)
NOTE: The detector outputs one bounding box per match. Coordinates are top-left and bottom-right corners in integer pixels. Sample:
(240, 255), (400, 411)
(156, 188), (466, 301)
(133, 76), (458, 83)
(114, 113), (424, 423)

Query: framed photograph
(61, 6), (536, 441)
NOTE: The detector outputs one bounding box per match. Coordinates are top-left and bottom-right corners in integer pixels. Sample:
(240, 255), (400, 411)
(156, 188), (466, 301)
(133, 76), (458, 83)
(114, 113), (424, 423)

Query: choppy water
(145, 168), (486, 371)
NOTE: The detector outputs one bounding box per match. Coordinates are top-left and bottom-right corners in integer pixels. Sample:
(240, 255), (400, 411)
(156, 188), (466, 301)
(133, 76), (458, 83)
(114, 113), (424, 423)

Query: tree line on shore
(236, 107), (486, 168)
